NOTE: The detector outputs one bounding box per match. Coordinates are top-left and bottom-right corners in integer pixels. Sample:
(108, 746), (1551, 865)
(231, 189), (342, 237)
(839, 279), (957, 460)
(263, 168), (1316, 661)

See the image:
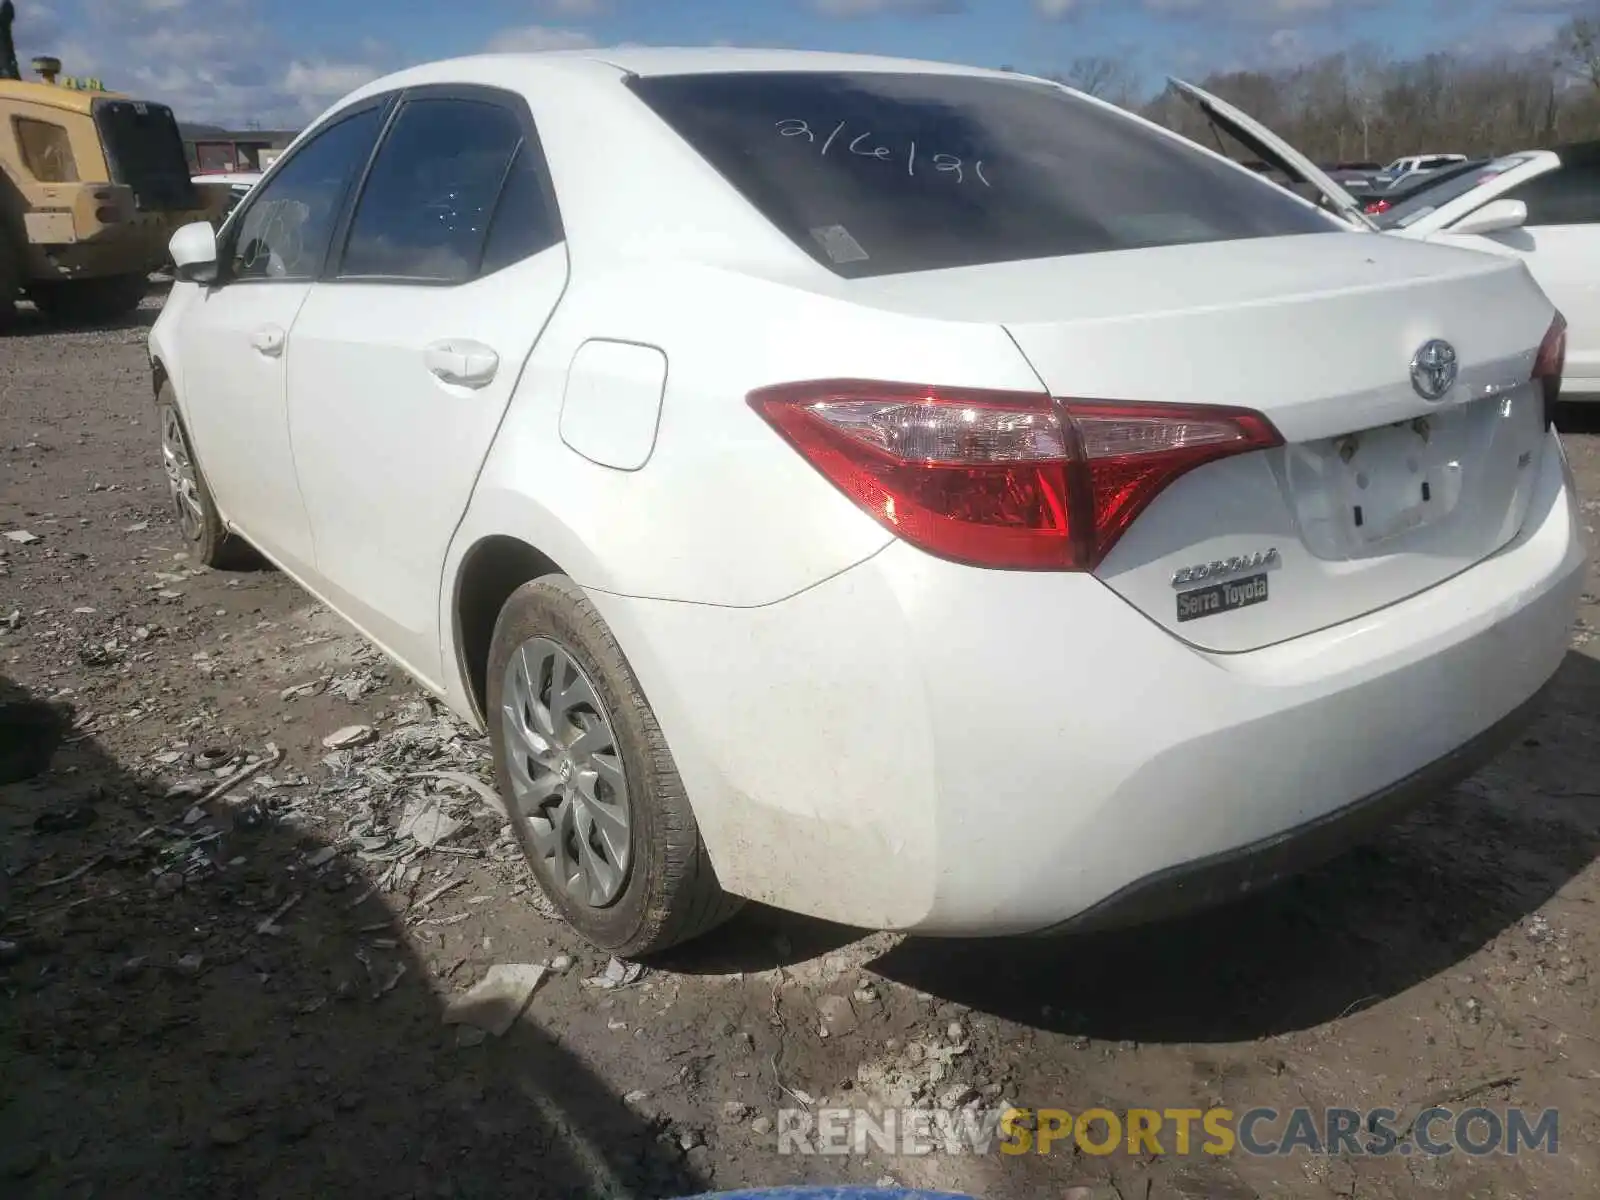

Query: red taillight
(1534, 311), (1567, 427)
(1364, 199), (1391, 214)
(748, 381), (1283, 571)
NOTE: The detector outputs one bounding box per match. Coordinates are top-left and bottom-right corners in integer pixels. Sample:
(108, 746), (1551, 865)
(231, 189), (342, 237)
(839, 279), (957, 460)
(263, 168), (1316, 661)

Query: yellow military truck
(2, 8), (223, 327)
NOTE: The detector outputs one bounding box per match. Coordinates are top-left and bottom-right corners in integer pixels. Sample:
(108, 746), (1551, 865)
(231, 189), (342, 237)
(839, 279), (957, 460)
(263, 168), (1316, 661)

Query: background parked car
(1373, 153), (1468, 188)
(1354, 158), (1491, 216)
(1383, 143), (1600, 398)
(1171, 79), (1599, 400)
(1321, 161), (1384, 190)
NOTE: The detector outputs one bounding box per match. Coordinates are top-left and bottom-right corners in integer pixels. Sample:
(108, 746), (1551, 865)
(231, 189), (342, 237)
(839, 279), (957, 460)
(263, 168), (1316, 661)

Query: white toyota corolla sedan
(150, 48), (1587, 956)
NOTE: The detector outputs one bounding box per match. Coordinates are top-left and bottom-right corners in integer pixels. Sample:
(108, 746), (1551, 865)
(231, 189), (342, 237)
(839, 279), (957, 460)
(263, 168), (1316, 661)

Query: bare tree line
(1028, 5), (1600, 161)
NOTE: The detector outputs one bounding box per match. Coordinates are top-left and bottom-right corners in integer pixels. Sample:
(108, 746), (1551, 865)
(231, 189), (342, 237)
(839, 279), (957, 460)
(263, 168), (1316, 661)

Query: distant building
(180, 127), (299, 174)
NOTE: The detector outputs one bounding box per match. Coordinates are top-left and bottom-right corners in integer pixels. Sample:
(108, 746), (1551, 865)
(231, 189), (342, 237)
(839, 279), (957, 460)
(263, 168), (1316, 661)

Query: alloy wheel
(501, 635), (633, 907)
(160, 406), (205, 543)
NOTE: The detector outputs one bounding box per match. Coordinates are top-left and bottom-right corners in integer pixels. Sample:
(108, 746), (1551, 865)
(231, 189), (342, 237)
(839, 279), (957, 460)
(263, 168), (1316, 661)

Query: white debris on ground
(444, 963), (549, 1037)
(98, 675), (549, 1005)
(586, 957), (647, 990)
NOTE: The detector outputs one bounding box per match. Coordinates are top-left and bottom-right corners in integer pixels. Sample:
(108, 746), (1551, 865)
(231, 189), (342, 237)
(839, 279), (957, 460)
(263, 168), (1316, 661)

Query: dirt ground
(3, 291), (1599, 1200)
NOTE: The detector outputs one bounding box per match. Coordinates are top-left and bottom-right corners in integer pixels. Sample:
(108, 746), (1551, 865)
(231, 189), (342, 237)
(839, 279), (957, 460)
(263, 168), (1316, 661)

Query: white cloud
(1035, 0), (1097, 15)
(484, 24), (599, 53)
(1498, 0), (1594, 12)
(9, 0), (388, 128)
(1453, 13), (1575, 56)
(1232, 0), (1390, 20)
(811, 0), (966, 16)
(1095, 0), (1392, 20)
(533, 0), (608, 14)
(282, 59), (383, 102)
(10, 1), (64, 54)
(1259, 26), (1313, 66)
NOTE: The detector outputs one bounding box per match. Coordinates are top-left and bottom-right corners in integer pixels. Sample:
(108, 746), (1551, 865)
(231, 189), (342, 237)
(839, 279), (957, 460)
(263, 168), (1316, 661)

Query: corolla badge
(1409, 339), (1458, 401)
(1172, 548), (1280, 588)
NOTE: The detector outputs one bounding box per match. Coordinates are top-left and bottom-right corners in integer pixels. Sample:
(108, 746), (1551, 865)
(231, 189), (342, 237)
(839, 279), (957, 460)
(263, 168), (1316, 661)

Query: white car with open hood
(149, 49), (1587, 955)
(1173, 79), (1600, 399)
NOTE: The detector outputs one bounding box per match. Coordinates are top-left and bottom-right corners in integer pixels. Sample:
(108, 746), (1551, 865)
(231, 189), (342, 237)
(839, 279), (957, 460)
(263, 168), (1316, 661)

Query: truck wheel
(29, 273), (148, 326)
(487, 576), (743, 957)
(0, 241), (18, 333)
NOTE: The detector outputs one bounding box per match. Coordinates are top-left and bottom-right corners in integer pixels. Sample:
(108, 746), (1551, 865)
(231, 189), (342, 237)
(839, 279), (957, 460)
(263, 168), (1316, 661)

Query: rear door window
(628, 71), (1335, 279)
(478, 141), (563, 275)
(337, 96), (533, 284)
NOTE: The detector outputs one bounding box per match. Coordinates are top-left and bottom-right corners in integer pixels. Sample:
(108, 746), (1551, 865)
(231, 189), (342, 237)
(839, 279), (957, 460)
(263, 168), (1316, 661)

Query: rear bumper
(1036, 678), (1551, 935)
(586, 429), (1587, 935)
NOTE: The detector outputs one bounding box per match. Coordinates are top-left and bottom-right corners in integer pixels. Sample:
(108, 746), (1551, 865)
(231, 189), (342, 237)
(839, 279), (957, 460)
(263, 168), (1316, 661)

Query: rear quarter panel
(447, 260), (1043, 609)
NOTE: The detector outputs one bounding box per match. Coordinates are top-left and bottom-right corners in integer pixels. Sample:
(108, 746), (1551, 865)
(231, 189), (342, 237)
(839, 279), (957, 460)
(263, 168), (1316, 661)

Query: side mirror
(169, 221), (220, 285)
(1449, 198), (1527, 238)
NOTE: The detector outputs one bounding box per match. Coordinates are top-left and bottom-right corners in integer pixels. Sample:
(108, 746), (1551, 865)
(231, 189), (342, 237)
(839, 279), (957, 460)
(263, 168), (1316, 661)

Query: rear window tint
(627, 71), (1335, 279)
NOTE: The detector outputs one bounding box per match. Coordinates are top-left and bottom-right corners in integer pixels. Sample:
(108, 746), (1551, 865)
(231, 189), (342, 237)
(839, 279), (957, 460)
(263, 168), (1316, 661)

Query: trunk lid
(843, 233), (1554, 652)
(1168, 78), (1379, 232)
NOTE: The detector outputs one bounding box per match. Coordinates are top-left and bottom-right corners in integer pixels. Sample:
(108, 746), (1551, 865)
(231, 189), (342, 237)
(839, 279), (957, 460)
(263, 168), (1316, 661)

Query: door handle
(424, 340), (500, 389)
(250, 325), (286, 358)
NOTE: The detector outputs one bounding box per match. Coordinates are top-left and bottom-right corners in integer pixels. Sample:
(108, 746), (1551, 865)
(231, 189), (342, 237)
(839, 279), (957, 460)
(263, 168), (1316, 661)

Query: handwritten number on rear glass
(775, 119), (990, 186)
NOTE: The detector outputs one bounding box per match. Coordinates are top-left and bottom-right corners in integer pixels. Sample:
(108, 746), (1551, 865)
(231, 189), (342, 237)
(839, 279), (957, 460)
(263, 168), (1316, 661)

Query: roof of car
(553, 45), (1009, 76)
(346, 45), (1022, 101)
(309, 46), (1043, 143)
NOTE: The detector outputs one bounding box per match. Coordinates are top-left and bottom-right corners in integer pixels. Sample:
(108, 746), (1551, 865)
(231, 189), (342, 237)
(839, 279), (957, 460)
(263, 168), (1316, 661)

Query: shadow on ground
(1, 303), (160, 336)
(1556, 398), (1600, 436)
(0, 673), (704, 1199)
(656, 905), (867, 978)
(867, 649), (1600, 1044)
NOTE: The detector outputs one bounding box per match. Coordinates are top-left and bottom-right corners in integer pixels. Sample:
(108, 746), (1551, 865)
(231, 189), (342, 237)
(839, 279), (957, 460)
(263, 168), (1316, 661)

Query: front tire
(157, 383), (249, 569)
(487, 577), (741, 956)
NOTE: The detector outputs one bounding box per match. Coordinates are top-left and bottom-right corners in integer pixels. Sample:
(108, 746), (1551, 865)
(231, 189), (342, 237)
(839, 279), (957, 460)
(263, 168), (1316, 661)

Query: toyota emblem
(1410, 339), (1458, 401)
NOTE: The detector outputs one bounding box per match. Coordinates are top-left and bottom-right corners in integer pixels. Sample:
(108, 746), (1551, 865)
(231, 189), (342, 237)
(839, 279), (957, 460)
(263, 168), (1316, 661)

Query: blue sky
(9, 0), (1596, 127)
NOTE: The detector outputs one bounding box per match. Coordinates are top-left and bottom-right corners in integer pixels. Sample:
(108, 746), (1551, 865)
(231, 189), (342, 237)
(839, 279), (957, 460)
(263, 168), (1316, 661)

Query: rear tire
(157, 383), (251, 569)
(29, 273), (148, 325)
(487, 576), (742, 957)
(0, 239), (19, 333)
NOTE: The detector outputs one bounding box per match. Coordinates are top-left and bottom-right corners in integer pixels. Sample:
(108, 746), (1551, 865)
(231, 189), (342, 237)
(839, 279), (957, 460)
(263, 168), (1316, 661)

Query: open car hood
(1168, 77), (1378, 231)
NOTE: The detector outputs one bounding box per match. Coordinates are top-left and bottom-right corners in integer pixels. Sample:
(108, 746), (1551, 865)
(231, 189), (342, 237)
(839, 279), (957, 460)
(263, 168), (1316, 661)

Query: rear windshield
(627, 70), (1336, 278)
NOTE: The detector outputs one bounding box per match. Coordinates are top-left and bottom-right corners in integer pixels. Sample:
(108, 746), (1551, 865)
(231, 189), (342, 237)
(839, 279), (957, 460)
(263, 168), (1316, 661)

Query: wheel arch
(150, 354), (170, 400)
(451, 534), (567, 725)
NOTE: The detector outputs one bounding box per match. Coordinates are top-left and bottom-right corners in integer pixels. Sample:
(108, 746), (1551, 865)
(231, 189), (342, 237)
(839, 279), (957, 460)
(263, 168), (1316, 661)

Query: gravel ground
(3, 292), (1600, 1199)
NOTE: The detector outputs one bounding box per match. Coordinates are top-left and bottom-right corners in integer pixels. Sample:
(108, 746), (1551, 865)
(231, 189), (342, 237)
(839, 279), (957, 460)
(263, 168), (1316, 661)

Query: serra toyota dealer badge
(1177, 574), (1270, 622)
